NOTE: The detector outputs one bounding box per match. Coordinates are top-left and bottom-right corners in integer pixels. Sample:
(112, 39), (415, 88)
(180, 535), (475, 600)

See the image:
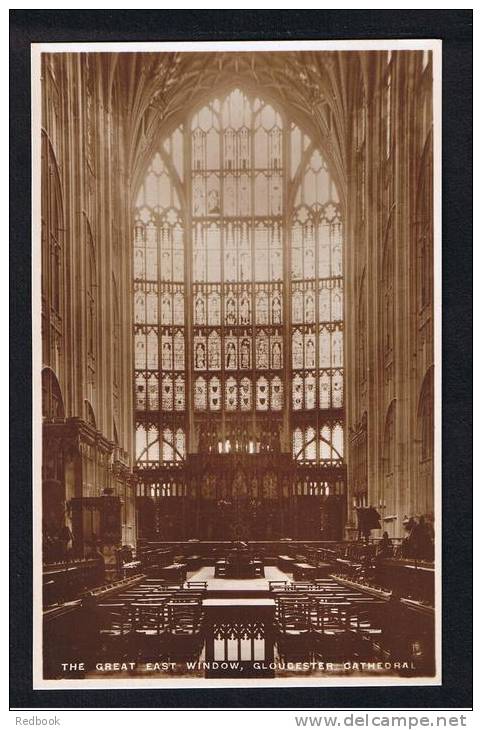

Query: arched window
(290, 131), (344, 462)
(41, 132), (64, 372)
(381, 401), (396, 518)
(84, 400), (97, 429)
(381, 218), (395, 361)
(292, 422), (343, 464)
(113, 276), (120, 392)
(416, 133), (433, 312)
(133, 88), (344, 476)
(416, 368), (434, 514)
(358, 272), (367, 392)
(85, 221), (97, 367)
(41, 368), (65, 420)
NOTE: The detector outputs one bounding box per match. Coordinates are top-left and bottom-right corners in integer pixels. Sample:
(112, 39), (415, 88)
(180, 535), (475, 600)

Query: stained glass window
(134, 90), (344, 475)
(225, 377), (237, 410)
(256, 376), (269, 411)
(133, 140), (187, 472)
(240, 377), (252, 411)
(209, 377), (221, 411)
(190, 89), (286, 427)
(382, 224), (394, 359)
(290, 135), (344, 464)
(292, 423), (344, 464)
(271, 376), (283, 411)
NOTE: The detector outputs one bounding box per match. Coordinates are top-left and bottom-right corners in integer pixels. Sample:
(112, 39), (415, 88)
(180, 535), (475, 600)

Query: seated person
(376, 531), (394, 558)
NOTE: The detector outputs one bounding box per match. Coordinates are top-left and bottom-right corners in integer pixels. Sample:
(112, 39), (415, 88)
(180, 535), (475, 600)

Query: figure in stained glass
(208, 331), (221, 369)
(304, 246), (315, 278)
(226, 297), (236, 325)
(292, 291), (303, 323)
(226, 340), (237, 369)
(162, 340), (172, 370)
(161, 250), (171, 280)
(135, 292), (145, 323)
(305, 336), (315, 368)
(240, 295), (250, 324)
(256, 292), (268, 324)
(256, 335), (269, 369)
(332, 329), (343, 366)
(174, 332), (184, 370)
(193, 184), (204, 216)
(195, 341), (206, 370)
(173, 291), (184, 324)
(272, 294), (281, 324)
(271, 341), (282, 369)
(305, 292), (315, 322)
(195, 296), (205, 324)
(161, 294), (172, 324)
(208, 188), (220, 214)
(134, 247), (145, 278)
(208, 292), (221, 325)
(240, 338), (250, 369)
(292, 331), (303, 369)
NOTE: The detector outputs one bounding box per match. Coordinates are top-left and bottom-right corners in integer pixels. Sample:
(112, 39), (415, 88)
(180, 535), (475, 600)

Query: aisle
(188, 565), (291, 595)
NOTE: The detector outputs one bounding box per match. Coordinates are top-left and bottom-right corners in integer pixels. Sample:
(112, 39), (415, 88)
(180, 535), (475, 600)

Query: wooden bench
(160, 563), (187, 583)
(292, 562), (317, 581)
(278, 554), (296, 571)
(315, 562), (332, 578)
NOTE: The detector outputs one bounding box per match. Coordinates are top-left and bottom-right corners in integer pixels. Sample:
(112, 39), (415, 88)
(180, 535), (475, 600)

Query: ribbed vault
(105, 51), (363, 208)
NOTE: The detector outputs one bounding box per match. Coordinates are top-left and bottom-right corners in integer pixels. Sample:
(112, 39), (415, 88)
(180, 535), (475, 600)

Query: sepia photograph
(31, 39), (441, 690)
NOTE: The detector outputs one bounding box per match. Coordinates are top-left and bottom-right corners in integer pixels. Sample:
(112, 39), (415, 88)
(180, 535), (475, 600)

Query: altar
(214, 545), (264, 579)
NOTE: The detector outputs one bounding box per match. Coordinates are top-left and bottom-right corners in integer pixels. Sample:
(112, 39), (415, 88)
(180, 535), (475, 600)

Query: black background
(10, 9), (473, 710)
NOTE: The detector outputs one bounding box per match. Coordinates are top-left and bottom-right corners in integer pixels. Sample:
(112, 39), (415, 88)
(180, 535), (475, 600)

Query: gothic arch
(381, 208), (396, 361)
(415, 130), (433, 313)
(415, 366), (434, 515)
(381, 399), (397, 526)
(112, 273), (120, 391)
(84, 399), (97, 429)
(126, 58), (349, 207)
(84, 217), (97, 364)
(357, 268), (367, 391)
(41, 367), (65, 420)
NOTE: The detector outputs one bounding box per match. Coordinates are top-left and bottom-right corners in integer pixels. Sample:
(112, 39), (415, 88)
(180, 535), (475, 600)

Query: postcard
(32, 39), (441, 689)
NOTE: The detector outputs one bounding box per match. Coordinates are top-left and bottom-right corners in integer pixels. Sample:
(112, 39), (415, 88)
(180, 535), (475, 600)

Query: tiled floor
(188, 565), (292, 592)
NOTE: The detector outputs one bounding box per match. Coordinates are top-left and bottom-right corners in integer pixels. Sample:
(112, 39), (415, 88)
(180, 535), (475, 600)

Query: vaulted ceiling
(104, 51), (369, 207)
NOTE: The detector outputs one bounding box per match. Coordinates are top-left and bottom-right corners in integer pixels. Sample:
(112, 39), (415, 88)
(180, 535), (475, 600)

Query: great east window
(133, 89), (344, 479)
